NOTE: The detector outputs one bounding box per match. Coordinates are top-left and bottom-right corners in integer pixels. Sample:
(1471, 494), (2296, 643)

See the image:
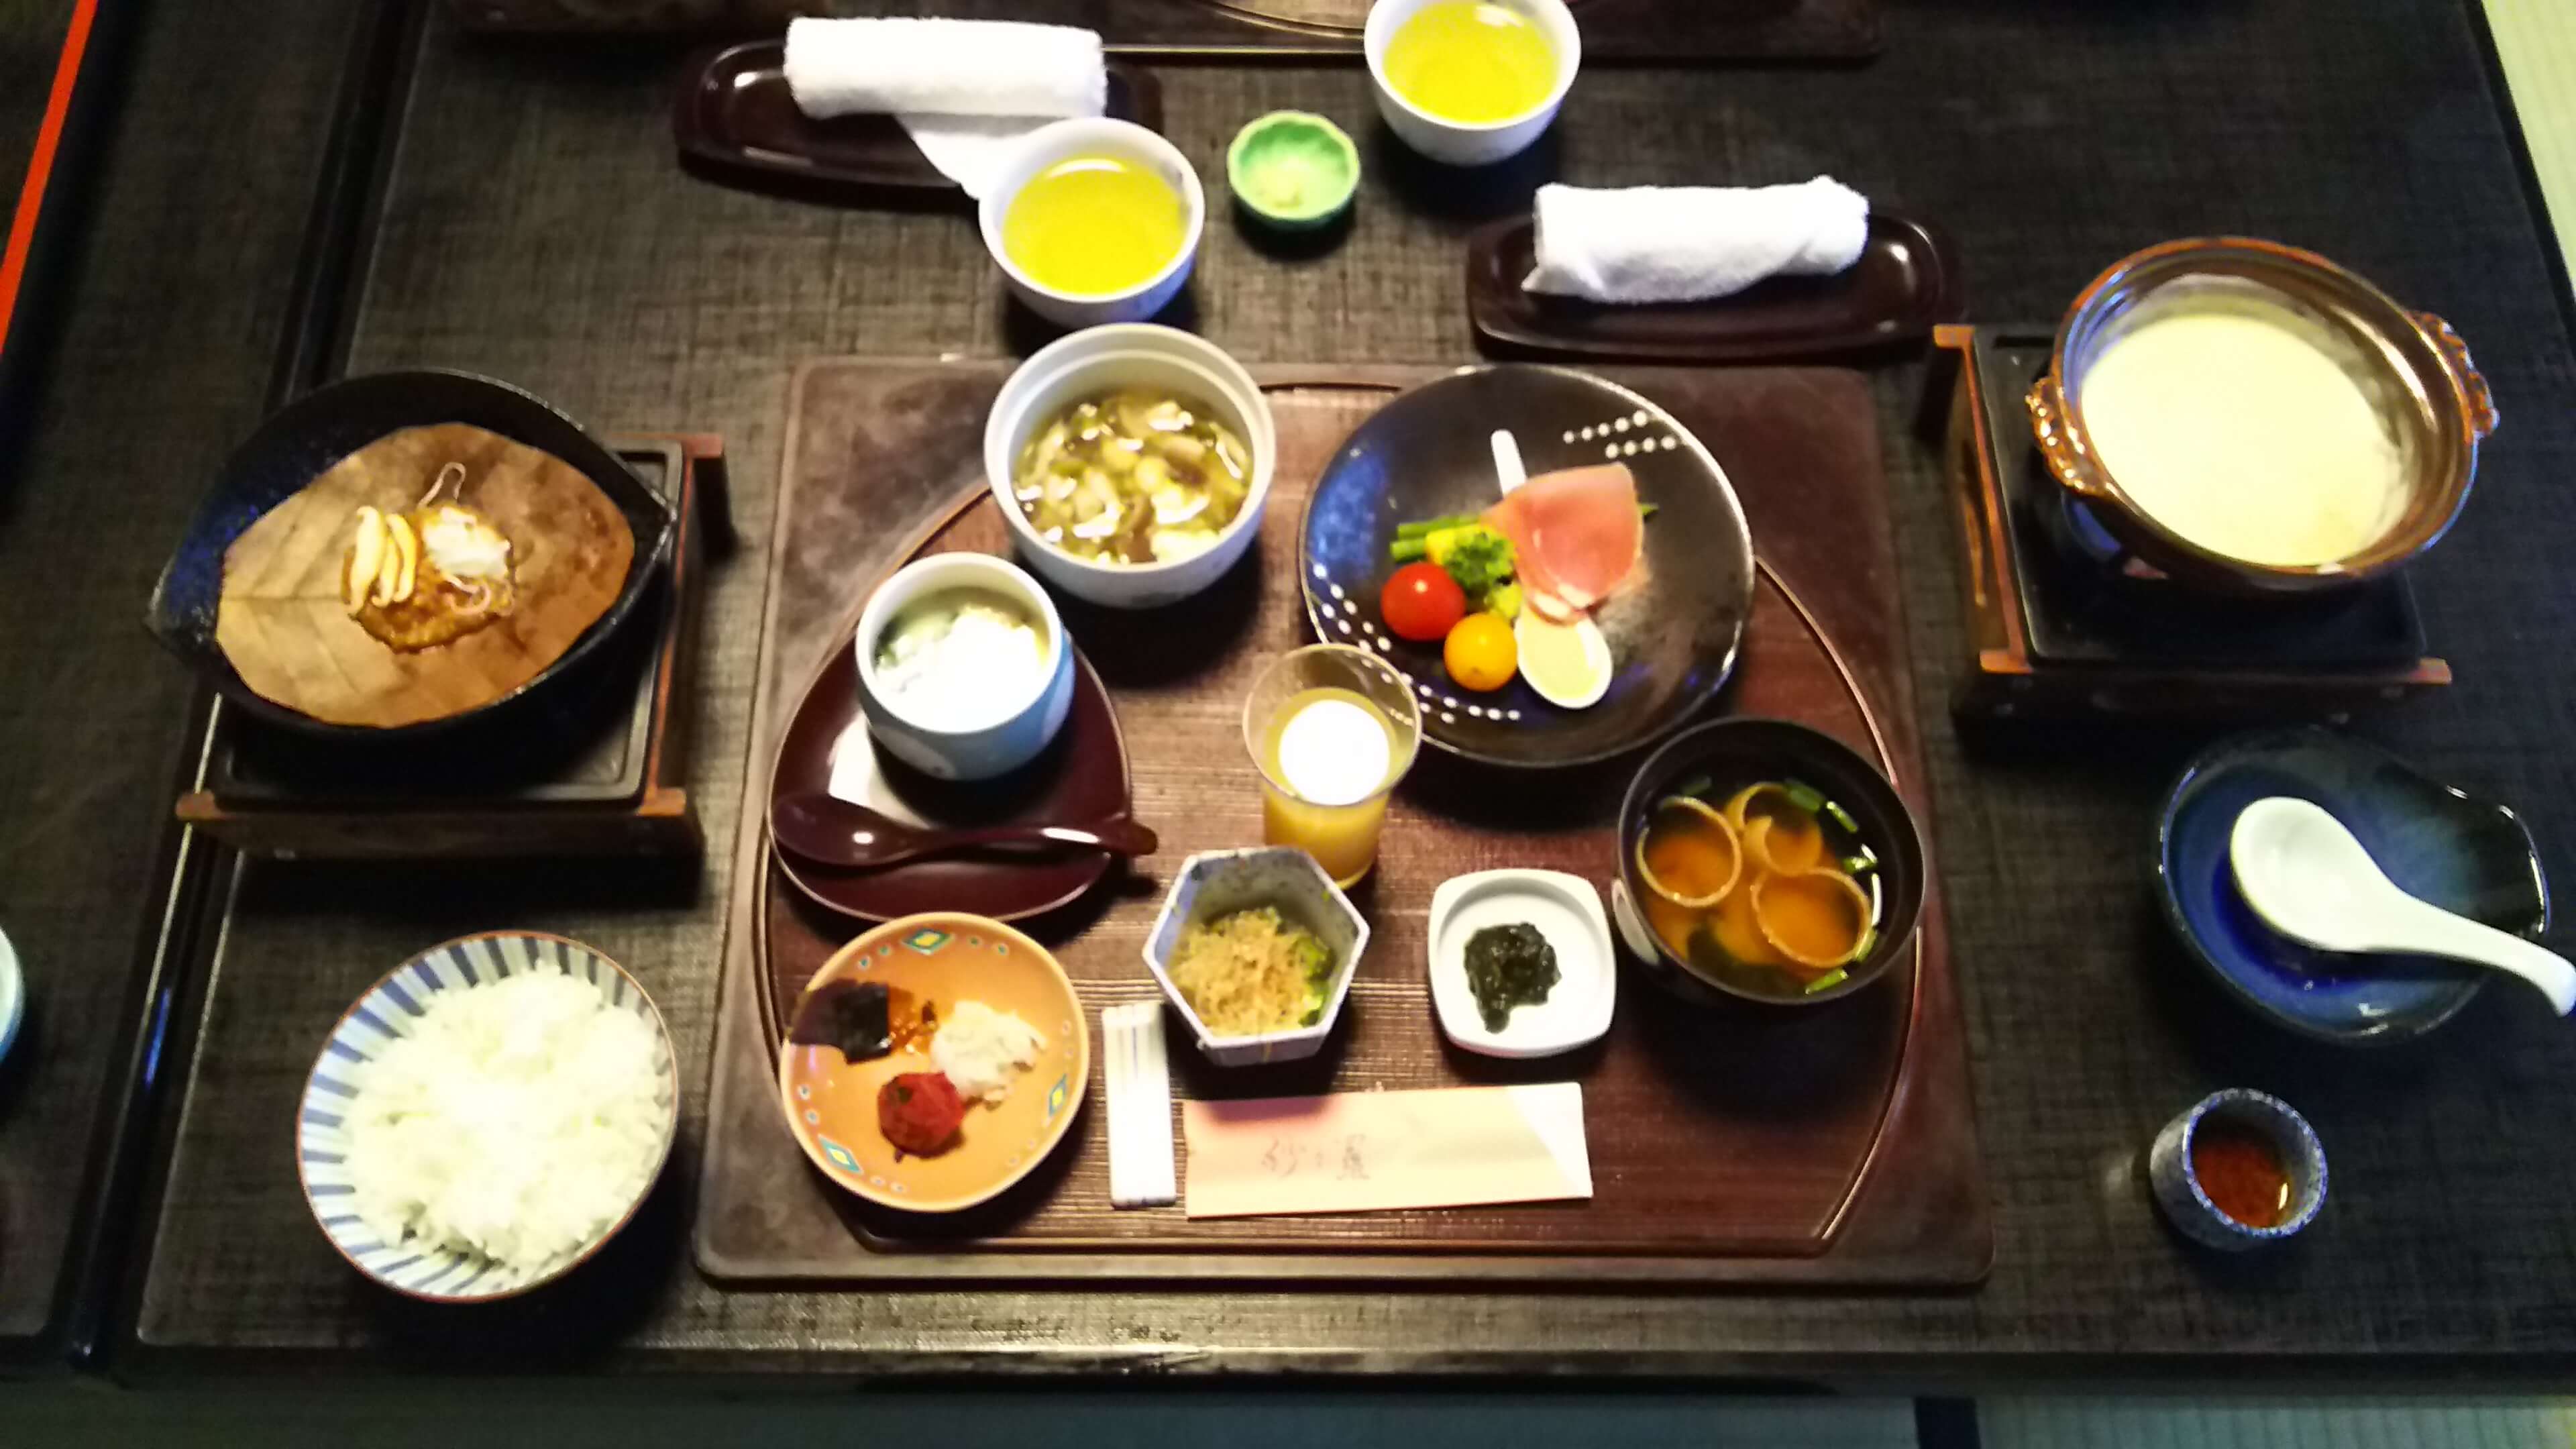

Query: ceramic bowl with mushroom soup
(984, 324), (1277, 610)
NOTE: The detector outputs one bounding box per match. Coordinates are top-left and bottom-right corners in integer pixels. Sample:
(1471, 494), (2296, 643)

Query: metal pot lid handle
(2024, 375), (2110, 500)
(2416, 310), (2500, 442)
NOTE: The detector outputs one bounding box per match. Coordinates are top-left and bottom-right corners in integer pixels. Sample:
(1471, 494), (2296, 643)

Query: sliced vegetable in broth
(1635, 796), (1741, 908)
(1640, 772), (1882, 996)
(1012, 389), (1252, 566)
(1750, 871), (1872, 969)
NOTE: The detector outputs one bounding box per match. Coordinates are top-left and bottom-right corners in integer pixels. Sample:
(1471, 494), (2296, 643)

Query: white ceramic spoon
(0, 925), (21, 1066)
(2229, 796), (2576, 1016)
(1491, 428), (1527, 494)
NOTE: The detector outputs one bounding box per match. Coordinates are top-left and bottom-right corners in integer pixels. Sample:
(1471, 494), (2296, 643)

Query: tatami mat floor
(2485, 0), (2576, 274)
(1982, 1399), (2576, 1449)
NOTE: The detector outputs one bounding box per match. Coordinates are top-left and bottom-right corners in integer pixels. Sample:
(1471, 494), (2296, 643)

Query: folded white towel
(784, 17), (1108, 199)
(1522, 178), (1871, 305)
(784, 17), (1106, 121)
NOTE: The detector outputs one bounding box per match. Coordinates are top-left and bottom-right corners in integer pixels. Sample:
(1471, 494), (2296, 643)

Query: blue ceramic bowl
(2156, 728), (2549, 1045)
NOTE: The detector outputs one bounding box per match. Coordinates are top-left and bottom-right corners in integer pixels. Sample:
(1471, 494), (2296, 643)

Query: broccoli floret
(1484, 581), (1523, 620)
(1426, 525), (1515, 597)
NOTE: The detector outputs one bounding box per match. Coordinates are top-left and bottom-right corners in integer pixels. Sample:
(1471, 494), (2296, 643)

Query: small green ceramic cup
(1226, 111), (1360, 230)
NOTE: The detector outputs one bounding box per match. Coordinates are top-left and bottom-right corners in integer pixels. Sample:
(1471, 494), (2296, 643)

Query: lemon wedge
(1513, 609), (1611, 710)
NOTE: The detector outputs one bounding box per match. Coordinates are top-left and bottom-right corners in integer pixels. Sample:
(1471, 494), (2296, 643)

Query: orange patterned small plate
(777, 913), (1090, 1214)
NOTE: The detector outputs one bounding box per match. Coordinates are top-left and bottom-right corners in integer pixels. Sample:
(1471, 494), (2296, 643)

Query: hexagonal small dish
(1142, 847), (1370, 1065)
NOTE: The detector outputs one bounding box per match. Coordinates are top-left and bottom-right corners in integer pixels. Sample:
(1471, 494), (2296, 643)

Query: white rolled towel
(783, 17), (1108, 198)
(1522, 178), (1871, 305)
(784, 17), (1106, 120)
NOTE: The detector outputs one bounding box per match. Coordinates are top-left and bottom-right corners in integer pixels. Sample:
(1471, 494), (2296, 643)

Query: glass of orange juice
(1241, 644), (1424, 888)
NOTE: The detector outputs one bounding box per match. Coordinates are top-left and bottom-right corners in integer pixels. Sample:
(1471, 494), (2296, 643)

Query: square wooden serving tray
(693, 360), (1988, 1288)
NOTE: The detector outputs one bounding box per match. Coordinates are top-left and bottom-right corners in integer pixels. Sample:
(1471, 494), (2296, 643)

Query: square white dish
(1428, 869), (1615, 1058)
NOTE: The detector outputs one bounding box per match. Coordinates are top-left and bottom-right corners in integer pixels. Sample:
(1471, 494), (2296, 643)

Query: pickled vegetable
(1463, 922), (1559, 1031)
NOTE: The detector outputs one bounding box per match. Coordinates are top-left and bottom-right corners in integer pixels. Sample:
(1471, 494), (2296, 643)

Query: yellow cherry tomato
(1442, 612), (1517, 692)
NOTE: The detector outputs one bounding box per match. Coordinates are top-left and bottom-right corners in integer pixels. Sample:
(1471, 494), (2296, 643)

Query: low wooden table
(79, 0), (2576, 1387)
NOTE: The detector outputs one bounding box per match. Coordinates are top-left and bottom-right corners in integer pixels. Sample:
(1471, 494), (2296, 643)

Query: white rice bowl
(297, 934), (677, 1301)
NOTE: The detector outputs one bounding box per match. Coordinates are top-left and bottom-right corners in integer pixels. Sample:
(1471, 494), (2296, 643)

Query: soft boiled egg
(1513, 609), (1610, 710)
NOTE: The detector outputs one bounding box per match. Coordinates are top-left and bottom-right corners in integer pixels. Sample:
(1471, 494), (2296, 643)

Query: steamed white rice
(346, 969), (667, 1282)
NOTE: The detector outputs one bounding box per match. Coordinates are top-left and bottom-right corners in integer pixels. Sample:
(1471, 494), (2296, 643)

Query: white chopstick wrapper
(1104, 1002), (1177, 1209)
(782, 17), (1109, 199)
(1521, 177), (1871, 305)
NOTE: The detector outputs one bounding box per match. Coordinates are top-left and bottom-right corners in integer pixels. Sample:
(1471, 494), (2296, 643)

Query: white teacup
(979, 118), (1207, 329)
(1364, 0), (1581, 168)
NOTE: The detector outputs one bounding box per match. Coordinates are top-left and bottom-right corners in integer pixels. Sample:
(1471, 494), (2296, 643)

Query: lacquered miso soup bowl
(1608, 718), (1925, 1010)
(2025, 237), (2496, 596)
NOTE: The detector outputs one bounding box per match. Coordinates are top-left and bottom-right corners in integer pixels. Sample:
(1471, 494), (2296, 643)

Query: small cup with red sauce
(2149, 1089), (2328, 1250)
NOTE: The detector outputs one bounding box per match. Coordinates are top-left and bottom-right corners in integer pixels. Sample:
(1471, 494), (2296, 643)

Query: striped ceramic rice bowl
(295, 931), (678, 1302)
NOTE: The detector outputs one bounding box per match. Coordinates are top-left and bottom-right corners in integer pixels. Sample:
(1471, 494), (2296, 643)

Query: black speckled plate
(1298, 366), (1753, 769)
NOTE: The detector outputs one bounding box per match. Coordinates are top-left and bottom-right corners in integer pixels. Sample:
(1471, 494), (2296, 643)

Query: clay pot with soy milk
(2025, 237), (2496, 596)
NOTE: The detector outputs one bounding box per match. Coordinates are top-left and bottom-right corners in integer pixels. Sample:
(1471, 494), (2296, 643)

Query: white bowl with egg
(1142, 847), (1371, 1067)
(984, 323), (1277, 610)
(854, 553), (1076, 782)
(979, 117), (1206, 330)
(1364, 0), (1581, 168)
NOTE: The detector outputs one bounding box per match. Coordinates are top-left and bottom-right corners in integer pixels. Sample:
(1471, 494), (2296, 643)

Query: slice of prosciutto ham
(1481, 462), (1643, 617)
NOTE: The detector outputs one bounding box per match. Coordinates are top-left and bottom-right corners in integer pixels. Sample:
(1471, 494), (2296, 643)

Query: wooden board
(695, 361), (1986, 1285)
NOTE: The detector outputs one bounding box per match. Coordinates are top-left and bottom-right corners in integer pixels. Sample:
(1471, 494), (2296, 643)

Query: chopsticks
(1103, 1001), (1177, 1209)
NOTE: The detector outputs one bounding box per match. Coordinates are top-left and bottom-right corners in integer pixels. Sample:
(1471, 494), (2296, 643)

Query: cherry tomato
(1443, 612), (1517, 692)
(1381, 561), (1467, 641)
